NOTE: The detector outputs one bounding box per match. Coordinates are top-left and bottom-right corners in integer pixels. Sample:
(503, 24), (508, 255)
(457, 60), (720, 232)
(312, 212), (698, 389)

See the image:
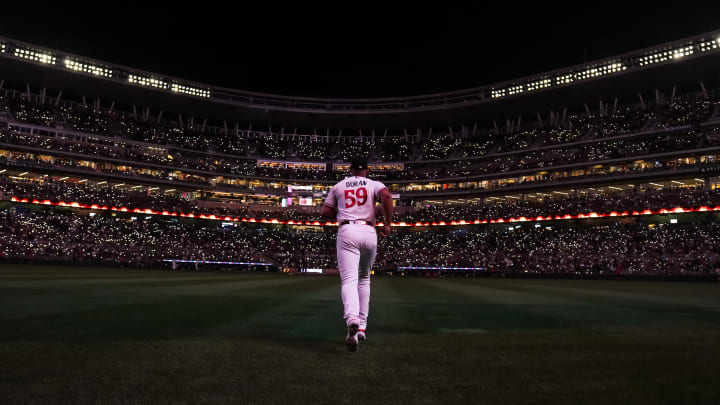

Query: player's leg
(357, 226), (378, 335)
(337, 226), (361, 327)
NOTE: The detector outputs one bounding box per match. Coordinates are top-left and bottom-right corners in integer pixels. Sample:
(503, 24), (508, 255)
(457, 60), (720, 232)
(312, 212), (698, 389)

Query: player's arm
(321, 203), (336, 219)
(378, 187), (394, 237)
(321, 187), (337, 219)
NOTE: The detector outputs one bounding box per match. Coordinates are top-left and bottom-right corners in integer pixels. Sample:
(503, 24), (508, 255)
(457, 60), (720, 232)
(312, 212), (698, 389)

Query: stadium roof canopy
(1, 31), (720, 130)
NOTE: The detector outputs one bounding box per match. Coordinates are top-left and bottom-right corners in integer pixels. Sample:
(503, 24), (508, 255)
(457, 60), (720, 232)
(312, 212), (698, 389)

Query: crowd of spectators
(3, 126), (720, 188)
(3, 90), (718, 168)
(0, 177), (200, 213)
(1, 208), (718, 277)
(401, 186), (720, 222)
(375, 222), (720, 276)
(3, 178), (720, 222)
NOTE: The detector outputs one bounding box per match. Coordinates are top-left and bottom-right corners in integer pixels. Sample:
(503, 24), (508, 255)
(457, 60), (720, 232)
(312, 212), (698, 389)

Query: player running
(322, 157), (394, 352)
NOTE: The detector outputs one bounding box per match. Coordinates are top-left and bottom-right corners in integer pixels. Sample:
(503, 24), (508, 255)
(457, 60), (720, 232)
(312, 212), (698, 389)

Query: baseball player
(322, 157), (394, 352)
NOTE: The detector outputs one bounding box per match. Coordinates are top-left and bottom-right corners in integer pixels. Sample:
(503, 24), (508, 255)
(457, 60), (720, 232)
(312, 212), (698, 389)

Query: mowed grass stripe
(0, 265), (250, 279)
(201, 278), (346, 341)
(419, 278), (720, 330)
(0, 276), (328, 341)
(0, 275), (315, 322)
(513, 280), (720, 307)
(414, 278), (585, 331)
(0, 272), (277, 287)
(502, 280), (720, 326)
(370, 277), (525, 334)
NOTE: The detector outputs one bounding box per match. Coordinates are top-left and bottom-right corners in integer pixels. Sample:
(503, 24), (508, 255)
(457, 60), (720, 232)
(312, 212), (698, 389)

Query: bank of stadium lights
(556, 73), (574, 85)
(64, 59), (112, 78)
(639, 46), (694, 66)
(672, 46), (694, 59)
(493, 62), (625, 98)
(0, 43), (5, 53)
(128, 74), (168, 90)
(699, 38), (720, 52)
(491, 88), (507, 99)
(170, 83), (211, 98)
(13, 48), (56, 64)
(527, 78), (551, 91)
(507, 85), (524, 96)
(575, 63), (626, 80)
(639, 50), (672, 66)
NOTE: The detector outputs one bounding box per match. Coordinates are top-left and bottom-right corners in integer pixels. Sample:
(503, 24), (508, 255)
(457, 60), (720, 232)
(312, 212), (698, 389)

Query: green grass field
(1, 266), (719, 404)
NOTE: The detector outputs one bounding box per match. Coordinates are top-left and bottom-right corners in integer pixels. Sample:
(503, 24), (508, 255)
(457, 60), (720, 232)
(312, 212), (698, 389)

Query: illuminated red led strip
(8, 196), (716, 227)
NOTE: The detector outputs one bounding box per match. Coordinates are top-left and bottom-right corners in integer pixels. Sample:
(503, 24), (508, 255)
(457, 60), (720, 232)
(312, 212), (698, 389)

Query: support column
(700, 81), (708, 98)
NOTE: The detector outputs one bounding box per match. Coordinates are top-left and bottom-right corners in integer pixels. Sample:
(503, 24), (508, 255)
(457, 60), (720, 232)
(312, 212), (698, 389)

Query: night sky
(1, 5), (718, 98)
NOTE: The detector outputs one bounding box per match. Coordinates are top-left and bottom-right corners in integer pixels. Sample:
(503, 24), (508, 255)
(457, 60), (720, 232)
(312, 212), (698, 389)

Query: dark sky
(1, 5), (718, 98)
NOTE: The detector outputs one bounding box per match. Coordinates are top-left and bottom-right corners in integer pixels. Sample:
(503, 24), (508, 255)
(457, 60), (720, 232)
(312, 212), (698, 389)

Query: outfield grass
(1, 266), (719, 404)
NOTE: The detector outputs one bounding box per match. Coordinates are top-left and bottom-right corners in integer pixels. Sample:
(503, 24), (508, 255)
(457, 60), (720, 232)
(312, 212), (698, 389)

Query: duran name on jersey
(324, 176), (388, 223)
(345, 179), (367, 188)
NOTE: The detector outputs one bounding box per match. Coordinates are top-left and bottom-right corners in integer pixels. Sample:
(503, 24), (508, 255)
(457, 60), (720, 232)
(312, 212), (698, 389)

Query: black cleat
(346, 322), (359, 352)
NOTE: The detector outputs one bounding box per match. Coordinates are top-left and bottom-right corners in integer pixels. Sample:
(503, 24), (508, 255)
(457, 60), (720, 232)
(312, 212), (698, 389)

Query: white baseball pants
(337, 224), (377, 329)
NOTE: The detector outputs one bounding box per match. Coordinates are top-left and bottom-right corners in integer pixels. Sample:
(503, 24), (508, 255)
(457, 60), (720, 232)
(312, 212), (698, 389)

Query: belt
(340, 220), (375, 226)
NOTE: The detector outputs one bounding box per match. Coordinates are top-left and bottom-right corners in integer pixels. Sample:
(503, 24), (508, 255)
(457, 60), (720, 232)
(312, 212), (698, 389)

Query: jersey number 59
(345, 187), (368, 208)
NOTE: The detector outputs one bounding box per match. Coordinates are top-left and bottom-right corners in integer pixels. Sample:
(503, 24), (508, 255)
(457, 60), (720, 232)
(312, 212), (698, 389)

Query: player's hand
(378, 224), (391, 237)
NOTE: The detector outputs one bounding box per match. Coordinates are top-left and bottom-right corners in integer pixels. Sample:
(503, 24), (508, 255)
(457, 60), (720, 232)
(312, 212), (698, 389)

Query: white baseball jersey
(323, 176), (387, 223)
(325, 175), (387, 333)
